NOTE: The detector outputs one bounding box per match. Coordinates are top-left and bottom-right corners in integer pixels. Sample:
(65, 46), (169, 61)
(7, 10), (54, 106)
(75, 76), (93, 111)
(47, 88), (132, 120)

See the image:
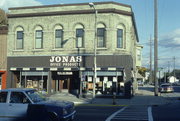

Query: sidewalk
(48, 89), (171, 106)
(91, 90), (169, 106)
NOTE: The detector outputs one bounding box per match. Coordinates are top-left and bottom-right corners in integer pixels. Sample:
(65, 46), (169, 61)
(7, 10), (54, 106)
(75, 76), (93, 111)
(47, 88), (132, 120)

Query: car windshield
(26, 90), (46, 103)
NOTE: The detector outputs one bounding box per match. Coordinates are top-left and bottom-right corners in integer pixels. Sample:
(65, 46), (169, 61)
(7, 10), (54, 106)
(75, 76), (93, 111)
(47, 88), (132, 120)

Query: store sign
(50, 56), (82, 67)
(57, 72), (73, 75)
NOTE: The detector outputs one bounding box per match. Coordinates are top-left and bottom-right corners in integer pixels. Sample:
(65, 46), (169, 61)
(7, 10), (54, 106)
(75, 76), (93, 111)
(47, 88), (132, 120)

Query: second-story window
(97, 28), (105, 48)
(16, 31), (24, 49)
(55, 29), (63, 48)
(35, 30), (43, 49)
(76, 29), (84, 48)
(117, 29), (123, 48)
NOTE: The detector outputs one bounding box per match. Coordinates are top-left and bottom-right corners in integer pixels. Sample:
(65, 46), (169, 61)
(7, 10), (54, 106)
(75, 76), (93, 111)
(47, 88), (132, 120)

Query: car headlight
(63, 108), (68, 115)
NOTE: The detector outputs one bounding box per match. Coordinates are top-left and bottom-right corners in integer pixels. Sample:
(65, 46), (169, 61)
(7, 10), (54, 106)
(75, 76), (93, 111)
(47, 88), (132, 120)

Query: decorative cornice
(8, 9), (132, 18)
(8, 1), (131, 10)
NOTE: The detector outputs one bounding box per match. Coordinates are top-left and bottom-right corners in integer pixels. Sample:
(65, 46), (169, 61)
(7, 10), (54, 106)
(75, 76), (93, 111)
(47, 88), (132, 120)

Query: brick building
(7, 2), (140, 97)
(0, 25), (8, 90)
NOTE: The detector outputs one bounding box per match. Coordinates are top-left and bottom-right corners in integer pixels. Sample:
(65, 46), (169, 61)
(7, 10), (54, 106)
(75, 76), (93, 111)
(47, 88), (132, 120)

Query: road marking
(106, 105), (149, 121)
(105, 106), (127, 121)
(148, 106), (153, 121)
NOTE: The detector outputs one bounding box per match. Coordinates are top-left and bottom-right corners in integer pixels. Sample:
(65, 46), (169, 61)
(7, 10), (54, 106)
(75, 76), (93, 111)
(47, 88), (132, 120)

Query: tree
(0, 8), (7, 26)
(137, 67), (147, 77)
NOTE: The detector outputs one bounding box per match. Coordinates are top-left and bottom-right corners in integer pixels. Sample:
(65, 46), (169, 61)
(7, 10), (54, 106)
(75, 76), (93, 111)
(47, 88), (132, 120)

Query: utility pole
(164, 69), (166, 83)
(154, 0), (159, 96)
(168, 61), (170, 74)
(173, 56), (176, 83)
(149, 36), (152, 84)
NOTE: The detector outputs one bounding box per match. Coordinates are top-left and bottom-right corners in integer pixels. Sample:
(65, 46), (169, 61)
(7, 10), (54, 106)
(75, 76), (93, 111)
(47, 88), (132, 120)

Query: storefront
(7, 55), (133, 96)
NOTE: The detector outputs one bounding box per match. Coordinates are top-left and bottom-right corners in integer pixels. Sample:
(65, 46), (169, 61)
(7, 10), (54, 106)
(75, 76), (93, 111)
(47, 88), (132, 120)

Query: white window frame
(15, 27), (24, 50)
(34, 26), (43, 49)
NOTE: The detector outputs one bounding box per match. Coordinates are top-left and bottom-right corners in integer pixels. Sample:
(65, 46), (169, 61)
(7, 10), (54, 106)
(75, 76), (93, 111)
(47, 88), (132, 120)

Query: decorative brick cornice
(8, 8), (132, 18)
(8, 1), (131, 10)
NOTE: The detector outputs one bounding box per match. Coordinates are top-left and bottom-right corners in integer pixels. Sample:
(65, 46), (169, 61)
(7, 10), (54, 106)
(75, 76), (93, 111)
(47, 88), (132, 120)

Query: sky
(1, 0), (180, 72)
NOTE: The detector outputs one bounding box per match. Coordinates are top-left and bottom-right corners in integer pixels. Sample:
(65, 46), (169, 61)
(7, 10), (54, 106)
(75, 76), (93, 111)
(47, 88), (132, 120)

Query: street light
(89, 2), (97, 98)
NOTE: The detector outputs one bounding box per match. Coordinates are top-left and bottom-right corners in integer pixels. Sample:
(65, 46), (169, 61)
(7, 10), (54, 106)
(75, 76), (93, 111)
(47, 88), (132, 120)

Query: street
(73, 86), (180, 121)
(74, 105), (124, 121)
(152, 102), (180, 121)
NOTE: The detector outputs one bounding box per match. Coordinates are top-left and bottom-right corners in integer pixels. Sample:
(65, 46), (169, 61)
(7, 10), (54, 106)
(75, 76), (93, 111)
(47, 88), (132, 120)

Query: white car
(0, 88), (76, 121)
(159, 84), (174, 93)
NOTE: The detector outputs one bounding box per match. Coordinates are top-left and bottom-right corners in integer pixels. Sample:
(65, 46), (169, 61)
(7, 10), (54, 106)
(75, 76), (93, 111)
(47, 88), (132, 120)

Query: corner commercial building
(7, 2), (140, 97)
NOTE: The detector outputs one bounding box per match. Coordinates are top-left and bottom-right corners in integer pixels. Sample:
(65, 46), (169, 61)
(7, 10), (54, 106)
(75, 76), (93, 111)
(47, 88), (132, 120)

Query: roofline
(7, 8), (132, 18)
(132, 12), (139, 42)
(8, 1), (131, 10)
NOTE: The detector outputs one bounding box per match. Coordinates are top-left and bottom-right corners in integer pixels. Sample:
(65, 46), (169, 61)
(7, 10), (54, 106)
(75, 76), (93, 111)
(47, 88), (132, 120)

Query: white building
(168, 76), (179, 83)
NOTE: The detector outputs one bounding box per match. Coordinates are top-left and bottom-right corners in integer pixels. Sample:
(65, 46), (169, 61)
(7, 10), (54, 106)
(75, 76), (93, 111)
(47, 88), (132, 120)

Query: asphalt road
(152, 102), (180, 121)
(74, 86), (180, 121)
(74, 105), (124, 121)
(140, 85), (180, 121)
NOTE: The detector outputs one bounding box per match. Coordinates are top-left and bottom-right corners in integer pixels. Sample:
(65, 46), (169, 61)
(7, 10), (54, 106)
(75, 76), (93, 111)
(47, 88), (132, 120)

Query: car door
(6, 91), (31, 120)
(0, 91), (9, 121)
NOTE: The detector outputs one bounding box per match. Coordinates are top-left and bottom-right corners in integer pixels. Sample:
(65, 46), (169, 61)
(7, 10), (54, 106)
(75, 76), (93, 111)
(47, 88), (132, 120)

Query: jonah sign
(50, 56), (82, 67)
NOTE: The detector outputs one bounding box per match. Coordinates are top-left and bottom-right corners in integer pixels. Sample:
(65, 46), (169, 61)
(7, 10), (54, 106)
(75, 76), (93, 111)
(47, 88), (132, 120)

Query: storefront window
(20, 71), (48, 92)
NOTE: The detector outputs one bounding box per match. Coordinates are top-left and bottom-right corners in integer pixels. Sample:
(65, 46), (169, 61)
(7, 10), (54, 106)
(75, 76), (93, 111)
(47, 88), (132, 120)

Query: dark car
(159, 83), (174, 93)
(0, 88), (76, 121)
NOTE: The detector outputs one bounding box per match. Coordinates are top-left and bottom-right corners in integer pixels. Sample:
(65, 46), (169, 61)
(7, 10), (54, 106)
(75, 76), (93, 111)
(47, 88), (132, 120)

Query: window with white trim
(117, 29), (123, 48)
(97, 28), (105, 47)
(117, 24), (125, 49)
(76, 29), (84, 48)
(15, 27), (24, 50)
(75, 24), (84, 48)
(35, 26), (43, 49)
(55, 29), (63, 48)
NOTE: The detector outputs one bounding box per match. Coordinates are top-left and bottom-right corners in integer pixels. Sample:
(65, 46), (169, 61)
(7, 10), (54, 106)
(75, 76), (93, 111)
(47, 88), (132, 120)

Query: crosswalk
(110, 105), (149, 121)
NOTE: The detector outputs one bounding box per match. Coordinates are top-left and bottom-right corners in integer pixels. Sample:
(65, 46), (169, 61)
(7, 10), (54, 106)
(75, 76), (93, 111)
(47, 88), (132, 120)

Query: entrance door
(59, 78), (70, 92)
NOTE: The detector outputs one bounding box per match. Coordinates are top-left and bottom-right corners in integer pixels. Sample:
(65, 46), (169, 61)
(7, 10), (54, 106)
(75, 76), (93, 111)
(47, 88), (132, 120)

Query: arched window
(54, 25), (63, 48)
(97, 23), (106, 48)
(117, 24), (125, 48)
(35, 26), (43, 49)
(75, 24), (84, 48)
(15, 26), (24, 49)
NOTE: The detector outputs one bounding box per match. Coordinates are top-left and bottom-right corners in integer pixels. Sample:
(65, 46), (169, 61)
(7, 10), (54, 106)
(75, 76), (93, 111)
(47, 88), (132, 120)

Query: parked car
(159, 83), (174, 93)
(0, 88), (76, 121)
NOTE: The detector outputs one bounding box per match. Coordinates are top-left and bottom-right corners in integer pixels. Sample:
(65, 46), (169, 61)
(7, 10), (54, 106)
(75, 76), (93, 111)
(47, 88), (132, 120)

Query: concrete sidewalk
(91, 90), (169, 106)
(48, 89), (171, 106)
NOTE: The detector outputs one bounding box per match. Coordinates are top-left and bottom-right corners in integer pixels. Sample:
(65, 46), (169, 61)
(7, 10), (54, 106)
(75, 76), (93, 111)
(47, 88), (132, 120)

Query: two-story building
(0, 25), (8, 90)
(7, 1), (139, 97)
(0, 9), (8, 90)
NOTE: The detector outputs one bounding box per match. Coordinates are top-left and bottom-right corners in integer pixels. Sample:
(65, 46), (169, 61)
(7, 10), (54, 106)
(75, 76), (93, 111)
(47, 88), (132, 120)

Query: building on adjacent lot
(7, 2), (140, 97)
(0, 9), (8, 90)
(0, 25), (8, 90)
(168, 76), (179, 83)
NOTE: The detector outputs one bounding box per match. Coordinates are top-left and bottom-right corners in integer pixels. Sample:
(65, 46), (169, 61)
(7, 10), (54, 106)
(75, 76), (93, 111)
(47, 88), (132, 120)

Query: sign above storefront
(50, 56), (82, 67)
(57, 72), (73, 75)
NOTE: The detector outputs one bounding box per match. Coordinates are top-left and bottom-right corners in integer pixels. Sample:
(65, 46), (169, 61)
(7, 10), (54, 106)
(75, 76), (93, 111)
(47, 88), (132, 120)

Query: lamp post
(154, 0), (159, 96)
(89, 2), (97, 98)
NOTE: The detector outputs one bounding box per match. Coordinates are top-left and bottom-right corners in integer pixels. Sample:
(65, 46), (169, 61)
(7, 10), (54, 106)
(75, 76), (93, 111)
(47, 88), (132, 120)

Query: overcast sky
(1, 0), (180, 71)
